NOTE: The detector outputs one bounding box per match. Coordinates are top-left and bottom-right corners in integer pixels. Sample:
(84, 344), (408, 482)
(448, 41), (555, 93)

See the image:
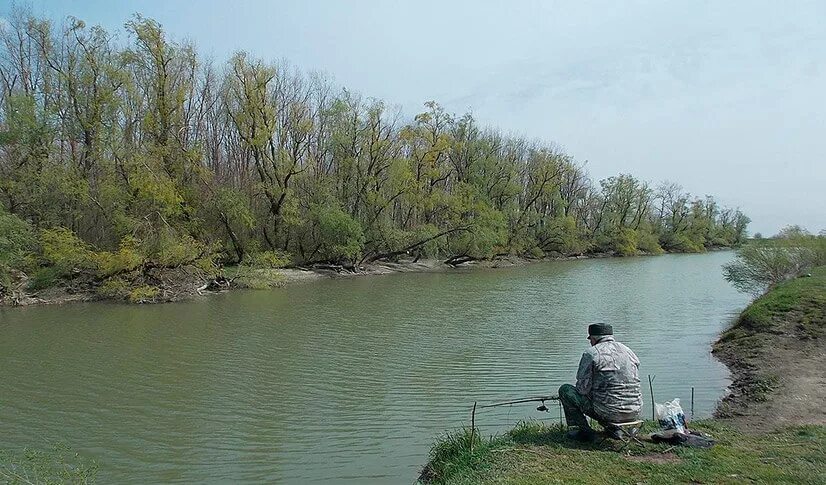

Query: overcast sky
(7, 0), (826, 235)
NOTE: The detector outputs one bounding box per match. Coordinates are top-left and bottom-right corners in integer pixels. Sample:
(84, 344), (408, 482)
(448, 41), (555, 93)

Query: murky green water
(0, 252), (747, 483)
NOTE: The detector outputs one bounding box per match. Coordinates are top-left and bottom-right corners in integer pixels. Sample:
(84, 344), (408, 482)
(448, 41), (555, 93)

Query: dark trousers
(558, 384), (600, 429)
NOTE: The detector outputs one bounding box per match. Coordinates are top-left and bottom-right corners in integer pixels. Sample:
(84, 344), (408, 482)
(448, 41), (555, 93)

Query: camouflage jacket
(575, 336), (642, 422)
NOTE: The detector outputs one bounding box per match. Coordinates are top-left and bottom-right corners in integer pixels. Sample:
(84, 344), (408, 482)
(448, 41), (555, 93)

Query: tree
(723, 228), (825, 295)
(0, 11), (753, 297)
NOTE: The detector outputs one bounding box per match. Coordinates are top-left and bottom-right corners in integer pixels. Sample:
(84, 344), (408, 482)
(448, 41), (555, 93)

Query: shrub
(154, 233), (203, 267)
(128, 285), (159, 303)
(612, 227), (639, 256)
(312, 205), (365, 262)
(96, 277), (130, 299)
(40, 227), (96, 273)
(664, 232), (704, 253)
(0, 210), (36, 289)
(145, 231), (218, 275)
(243, 250), (291, 268)
(537, 216), (588, 255)
(27, 266), (64, 291)
(723, 238), (823, 295)
(94, 236), (144, 277)
(636, 227), (664, 254)
(0, 211), (36, 270)
(404, 224), (443, 258)
(449, 204), (508, 259)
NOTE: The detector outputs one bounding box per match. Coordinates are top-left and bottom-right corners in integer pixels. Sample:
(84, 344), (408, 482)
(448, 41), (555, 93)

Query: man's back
(577, 337), (642, 422)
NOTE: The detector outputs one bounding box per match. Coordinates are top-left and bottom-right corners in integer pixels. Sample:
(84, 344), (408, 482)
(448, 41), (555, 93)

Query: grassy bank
(421, 267), (826, 484)
(421, 421), (825, 484)
(713, 265), (826, 423)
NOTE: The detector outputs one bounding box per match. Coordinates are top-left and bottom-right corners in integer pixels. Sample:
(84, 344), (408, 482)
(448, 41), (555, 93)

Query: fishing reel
(536, 399), (549, 412)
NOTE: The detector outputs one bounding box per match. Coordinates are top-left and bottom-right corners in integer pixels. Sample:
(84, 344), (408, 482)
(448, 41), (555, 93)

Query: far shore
(2, 248), (733, 308)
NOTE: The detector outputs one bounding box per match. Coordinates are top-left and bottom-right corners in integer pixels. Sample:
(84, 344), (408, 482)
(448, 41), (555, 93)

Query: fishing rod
(479, 395), (559, 411)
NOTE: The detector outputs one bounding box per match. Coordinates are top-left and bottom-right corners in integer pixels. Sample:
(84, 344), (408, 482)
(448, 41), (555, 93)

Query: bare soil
(713, 291), (826, 432)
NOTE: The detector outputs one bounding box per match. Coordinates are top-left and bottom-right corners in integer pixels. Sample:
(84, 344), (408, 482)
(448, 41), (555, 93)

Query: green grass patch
(223, 266), (285, 289)
(722, 266), (826, 338)
(128, 285), (159, 303)
(26, 266), (65, 291)
(423, 421), (826, 484)
(0, 443), (98, 484)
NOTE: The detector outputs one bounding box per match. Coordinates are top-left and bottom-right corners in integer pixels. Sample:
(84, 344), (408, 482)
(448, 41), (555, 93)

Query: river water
(0, 252), (748, 483)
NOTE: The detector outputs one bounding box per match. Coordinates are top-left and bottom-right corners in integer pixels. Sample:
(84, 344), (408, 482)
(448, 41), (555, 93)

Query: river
(0, 251), (748, 483)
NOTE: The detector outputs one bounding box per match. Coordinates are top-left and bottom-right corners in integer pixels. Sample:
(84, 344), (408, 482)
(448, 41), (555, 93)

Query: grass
(714, 266), (826, 408)
(222, 265), (286, 289)
(724, 266), (826, 339)
(0, 443), (98, 484)
(421, 421), (826, 485)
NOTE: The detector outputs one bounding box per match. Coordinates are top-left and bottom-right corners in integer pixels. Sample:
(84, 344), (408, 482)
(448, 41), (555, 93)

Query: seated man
(558, 323), (642, 441)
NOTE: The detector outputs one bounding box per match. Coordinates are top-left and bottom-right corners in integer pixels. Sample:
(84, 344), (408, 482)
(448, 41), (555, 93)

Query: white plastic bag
(655, 398), (687, 433)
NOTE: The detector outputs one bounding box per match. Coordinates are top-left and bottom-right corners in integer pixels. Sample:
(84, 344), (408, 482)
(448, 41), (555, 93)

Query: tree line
(0, 13), (749, 299)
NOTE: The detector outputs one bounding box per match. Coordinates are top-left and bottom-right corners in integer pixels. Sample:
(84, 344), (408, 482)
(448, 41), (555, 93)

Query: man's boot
(565, 427), (596, 442)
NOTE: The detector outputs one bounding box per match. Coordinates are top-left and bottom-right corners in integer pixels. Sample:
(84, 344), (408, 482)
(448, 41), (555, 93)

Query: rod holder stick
(691, 387), (694, 421)
(558, 400), (563, 425)
(470, 401), (477, 453)
(648, 374), (656, 423)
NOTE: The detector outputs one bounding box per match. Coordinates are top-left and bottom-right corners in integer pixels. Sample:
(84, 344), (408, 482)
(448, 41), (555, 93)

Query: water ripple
(0, 252), (747, 483)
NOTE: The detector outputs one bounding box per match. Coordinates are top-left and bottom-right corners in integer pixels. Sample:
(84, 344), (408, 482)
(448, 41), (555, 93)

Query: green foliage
(0, 212), (36, 267)
(0, 93), (51, 162)
(405, 225), (443, 257)
(27, 267), (65, 291)
(448, 193), (508, 259)
(0, 443), (98, 484)
(612, 227), (640, 256)
(663, 232), (705, 253)
(423, 427), (500, 484)
(0, 12), (752, 304)
(227, 266), (286, 289)
(40, 228), (96, 274)
(139, 230), (216, 274)
(0, 210), (36, 287)
(243, 250), (292, 269)
(96, 277), (130, 299)
(94, 236), (144, 277)
(312, 204), (365, 262)
(128, 285), (159, 303)
(723, 234), (825, 295)
(537, 216), (588, 255)
(636, 225), (664, 254)
(725, 265), (826, 335)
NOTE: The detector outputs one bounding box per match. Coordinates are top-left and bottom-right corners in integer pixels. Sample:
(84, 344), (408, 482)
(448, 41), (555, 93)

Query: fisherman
(558, 323), (642, 441)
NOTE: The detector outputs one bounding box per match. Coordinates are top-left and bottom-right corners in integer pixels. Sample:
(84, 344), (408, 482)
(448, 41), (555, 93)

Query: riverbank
(2, 246), (739, 307)
(419, 266), (826, 484)
(0, 250), (641, 307)
(713, 265), (826, 430)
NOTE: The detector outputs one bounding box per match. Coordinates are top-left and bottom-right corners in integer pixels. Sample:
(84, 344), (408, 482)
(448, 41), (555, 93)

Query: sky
(4, 0), (825, 235)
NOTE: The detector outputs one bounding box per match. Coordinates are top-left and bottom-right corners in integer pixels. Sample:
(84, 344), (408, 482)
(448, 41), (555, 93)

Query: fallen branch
(364, 226), (470, 264)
